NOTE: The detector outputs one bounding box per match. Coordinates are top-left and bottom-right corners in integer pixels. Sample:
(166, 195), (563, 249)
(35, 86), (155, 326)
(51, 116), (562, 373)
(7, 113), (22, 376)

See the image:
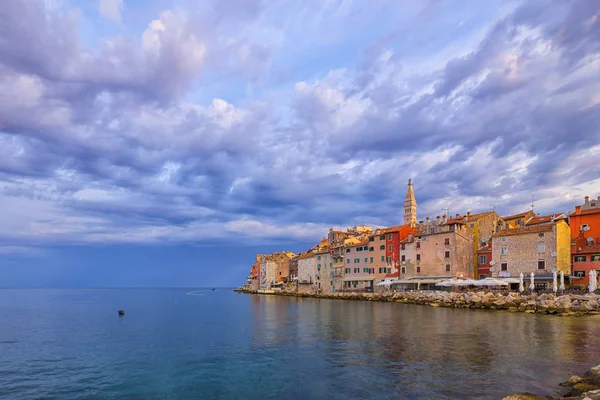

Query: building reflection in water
(246, 295), (600, 399)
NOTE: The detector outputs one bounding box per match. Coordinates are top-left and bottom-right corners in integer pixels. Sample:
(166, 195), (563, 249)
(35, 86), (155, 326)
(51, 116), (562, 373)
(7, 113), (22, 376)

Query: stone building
(414, 220), (475, 278)
(315, 247), (335, 293)
(477, 241), (493, 279)
(259, 255), (278, 290)
(368, 229), (389, 286)
(289, 255), (299, 282)
(490, 217), (571, 289)
(273, 252), (296, 284)
(296, 252), (316, 294)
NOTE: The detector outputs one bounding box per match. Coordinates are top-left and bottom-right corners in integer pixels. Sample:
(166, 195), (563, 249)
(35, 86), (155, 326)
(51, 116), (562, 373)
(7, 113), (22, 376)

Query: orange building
(570, 196), (600, 241)
(571, 234), (600, 286)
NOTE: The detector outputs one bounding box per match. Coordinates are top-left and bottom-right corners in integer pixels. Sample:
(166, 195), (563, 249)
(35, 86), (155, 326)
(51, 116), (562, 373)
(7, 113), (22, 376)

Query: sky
(0, 0), (599, 288)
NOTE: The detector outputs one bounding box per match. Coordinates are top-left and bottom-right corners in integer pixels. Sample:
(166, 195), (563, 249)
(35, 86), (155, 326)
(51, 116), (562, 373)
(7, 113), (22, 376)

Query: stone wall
(236, 288), (600, 316)
(492, 227), (557, 278)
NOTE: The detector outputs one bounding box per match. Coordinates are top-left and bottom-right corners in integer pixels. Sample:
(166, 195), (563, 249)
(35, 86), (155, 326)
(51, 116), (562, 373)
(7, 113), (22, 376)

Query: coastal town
(243, 181), (600, 295)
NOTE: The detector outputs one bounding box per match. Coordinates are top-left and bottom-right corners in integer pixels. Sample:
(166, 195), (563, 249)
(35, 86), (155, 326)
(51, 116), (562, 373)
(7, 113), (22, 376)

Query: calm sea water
(1, 289), (600, 400)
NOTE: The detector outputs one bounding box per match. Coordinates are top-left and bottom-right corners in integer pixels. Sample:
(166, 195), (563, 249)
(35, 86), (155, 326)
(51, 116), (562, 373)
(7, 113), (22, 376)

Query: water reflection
(249, 295), (600, 399)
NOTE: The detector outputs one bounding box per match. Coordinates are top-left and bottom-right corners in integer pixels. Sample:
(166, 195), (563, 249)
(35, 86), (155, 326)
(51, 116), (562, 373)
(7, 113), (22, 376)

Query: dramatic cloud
(0, 0), (599, 253)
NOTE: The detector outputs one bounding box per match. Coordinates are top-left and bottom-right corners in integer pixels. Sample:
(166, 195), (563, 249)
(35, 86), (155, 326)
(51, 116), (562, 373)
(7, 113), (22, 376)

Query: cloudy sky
(1, 0), (599, 287)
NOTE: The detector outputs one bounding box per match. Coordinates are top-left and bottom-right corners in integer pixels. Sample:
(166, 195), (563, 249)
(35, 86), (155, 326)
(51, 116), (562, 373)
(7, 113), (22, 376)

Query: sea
(1, 288), (600, 400)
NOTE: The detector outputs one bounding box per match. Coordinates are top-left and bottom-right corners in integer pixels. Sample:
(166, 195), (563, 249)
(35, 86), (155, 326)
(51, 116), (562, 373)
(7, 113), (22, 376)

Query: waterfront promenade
(236, 287), (600, 316)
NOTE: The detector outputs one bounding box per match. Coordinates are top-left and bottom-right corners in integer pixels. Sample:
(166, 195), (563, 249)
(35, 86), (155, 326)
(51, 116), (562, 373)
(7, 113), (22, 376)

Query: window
(369, 247), (374, 251)
(501, 246), (508, 255)
(346, 248), (350, 253)
(357, 247), (362, 252)
(581, 224), (590, 231)
(354, 268), (359, 273)
(380, 245), (385, 250)
(501, 237), (507, 242)
(369, 237), (374, 242)
(364, 268), (369, 273)
(345, 268), (350, 273)
(574, 256), (587, 262)
(592, 202), (597, 207)
(379, 268), (386, 273)
(388, 233), (393, 240)
(592, 255), (600, 262)
(330, 263), (332, 267)
(370, 257), (373, 263)
(478, 255), (487, 264)
(574, 270), (586, 278)
(401, 255), (406, 262)
(501, 263), (507, 271)
(537, 260), (546, 270)
(387, 256), (392, 263)
(401, 244), (405, 250)
(470, 223), (475, 228)
(538, 233), (545, 238)
(537, 243), (545, 253)
(445, 251), (450, 258)
(317, 255), (321, 260)
(444, 238), (450, 245)
(381, 256), (385, 262)
(317, 264), (321, 268)
(445, 264), (451, 272)
(416, 254), (421, 261)
(479, 274), (488, 279)
(364, 258), (368, 263)
(416, 266), (421, 273)
(401, 266), (406, 274)
(379, 235), (385, 240)
(388, 268), (392, 274)
(279, 271), (282, 275)
(416, 242), (421, 249)
(516, 219), (521, 225)
(346, 259), (350, 264)
(388, 245), (392, 252)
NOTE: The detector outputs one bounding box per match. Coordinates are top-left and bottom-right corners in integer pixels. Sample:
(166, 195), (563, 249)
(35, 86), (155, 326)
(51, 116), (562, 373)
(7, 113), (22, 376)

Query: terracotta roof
(445, 218), (466, 225)
(297, 252), (315, 260)
(314, 247), (330, 255)
(379, 225), (405, 234)
(502, 211), (533, 220)
(570, 208), (600, 216)
(465, 211), (496, 220)
(347, 240), (369, 247)
(526, 214), (560, 226)
(573, 243), (600, 254)
(494, 224), (553, 237)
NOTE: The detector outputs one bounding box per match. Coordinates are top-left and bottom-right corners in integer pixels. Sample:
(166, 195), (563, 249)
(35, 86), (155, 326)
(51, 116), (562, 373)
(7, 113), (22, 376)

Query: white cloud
(98, 0), (123, 23)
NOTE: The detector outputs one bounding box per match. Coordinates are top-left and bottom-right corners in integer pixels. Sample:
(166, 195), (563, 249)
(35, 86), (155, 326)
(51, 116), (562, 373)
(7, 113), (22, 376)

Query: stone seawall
(235, 288), (600, 316)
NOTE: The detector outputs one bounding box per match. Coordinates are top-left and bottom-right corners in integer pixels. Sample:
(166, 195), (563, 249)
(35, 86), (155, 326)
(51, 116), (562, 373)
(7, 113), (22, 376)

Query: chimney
(456, 213), (460, 218)
(426, 217), (430, 223)
(575, 205), (581, 215)
(585, 196), (590, 204)
(466, 211), (471, 217)
(442, 214), (447, 224)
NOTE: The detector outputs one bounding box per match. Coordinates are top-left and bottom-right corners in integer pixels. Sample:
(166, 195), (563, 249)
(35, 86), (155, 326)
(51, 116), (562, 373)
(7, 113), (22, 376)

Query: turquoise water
(1, 289), (600, 399)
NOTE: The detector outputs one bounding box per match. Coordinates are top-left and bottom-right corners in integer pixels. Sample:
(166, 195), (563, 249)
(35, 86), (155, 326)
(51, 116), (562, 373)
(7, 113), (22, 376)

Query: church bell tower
(404, 179), (417, 227)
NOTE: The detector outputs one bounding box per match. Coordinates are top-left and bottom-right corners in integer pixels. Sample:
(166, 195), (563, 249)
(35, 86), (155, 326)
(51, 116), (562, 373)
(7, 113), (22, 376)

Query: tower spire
(404, 179), (417, 227)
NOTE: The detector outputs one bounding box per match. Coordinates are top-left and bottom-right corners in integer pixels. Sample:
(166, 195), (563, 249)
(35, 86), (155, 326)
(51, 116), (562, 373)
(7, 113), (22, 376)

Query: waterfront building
(571, 232), (600, 286)
(273, 252), (296, 284)
(289, 255), (299, 282)
(297, 252), (316, 293)
(369, 228), (390, 287)
(315, 245), (335, 293)
(259, 255), (278, 290)
(490, 216), (571, 289)
(327, 226), (372, 291)
(477, 241), (493, 279)
(343, 240), (374, 290)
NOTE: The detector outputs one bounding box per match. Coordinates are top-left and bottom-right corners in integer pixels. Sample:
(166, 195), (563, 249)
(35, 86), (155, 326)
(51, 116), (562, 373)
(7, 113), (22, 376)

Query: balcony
(332, 270), (344, 277)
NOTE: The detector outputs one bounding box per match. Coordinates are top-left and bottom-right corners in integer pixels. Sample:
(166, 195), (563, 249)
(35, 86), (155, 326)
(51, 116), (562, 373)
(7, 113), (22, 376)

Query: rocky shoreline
(235, 288), (600, 316)
(504, 364), (600, 399)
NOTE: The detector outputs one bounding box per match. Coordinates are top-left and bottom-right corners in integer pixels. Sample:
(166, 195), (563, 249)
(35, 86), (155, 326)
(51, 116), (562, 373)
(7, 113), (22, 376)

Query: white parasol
(559, 271), (565, 291)
(529, 272), (535, 291)
(552, 270), (558, 293)
(519, 272), (525, 293)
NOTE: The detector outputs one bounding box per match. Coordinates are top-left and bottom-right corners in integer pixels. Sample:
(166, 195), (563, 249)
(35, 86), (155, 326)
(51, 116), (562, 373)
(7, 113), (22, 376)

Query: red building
(571, 234), (600, 286)
(476, 242), (492, 279)
(382, 225), (416, 277)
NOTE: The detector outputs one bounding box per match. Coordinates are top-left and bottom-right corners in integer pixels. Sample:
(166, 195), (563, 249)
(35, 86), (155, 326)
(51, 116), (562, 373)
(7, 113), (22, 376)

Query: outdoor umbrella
(519, 272), (524, 293)
(589, 270), (598, 293)
(529, 272), (535, 291)
(475, 278), (509, 287)
(552, 270), (558, 293)
(559, 271), (565, 291)
(377, 280), (392, 287)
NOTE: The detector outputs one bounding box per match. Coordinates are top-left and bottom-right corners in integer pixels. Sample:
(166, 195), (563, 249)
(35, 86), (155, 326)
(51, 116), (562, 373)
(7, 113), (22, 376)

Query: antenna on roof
(441, 208), (450, 217)
(531, 195), (535, 213)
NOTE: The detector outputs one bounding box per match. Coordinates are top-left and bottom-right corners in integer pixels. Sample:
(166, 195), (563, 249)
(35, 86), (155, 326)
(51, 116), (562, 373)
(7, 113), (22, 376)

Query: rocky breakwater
(392, 291), (600, 316)
(504, 363), (600, 399)
(237, 287), (600, 316)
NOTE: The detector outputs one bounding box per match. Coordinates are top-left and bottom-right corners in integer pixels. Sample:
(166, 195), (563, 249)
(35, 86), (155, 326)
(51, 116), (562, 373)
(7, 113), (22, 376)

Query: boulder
(501, 393), (546, 400)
